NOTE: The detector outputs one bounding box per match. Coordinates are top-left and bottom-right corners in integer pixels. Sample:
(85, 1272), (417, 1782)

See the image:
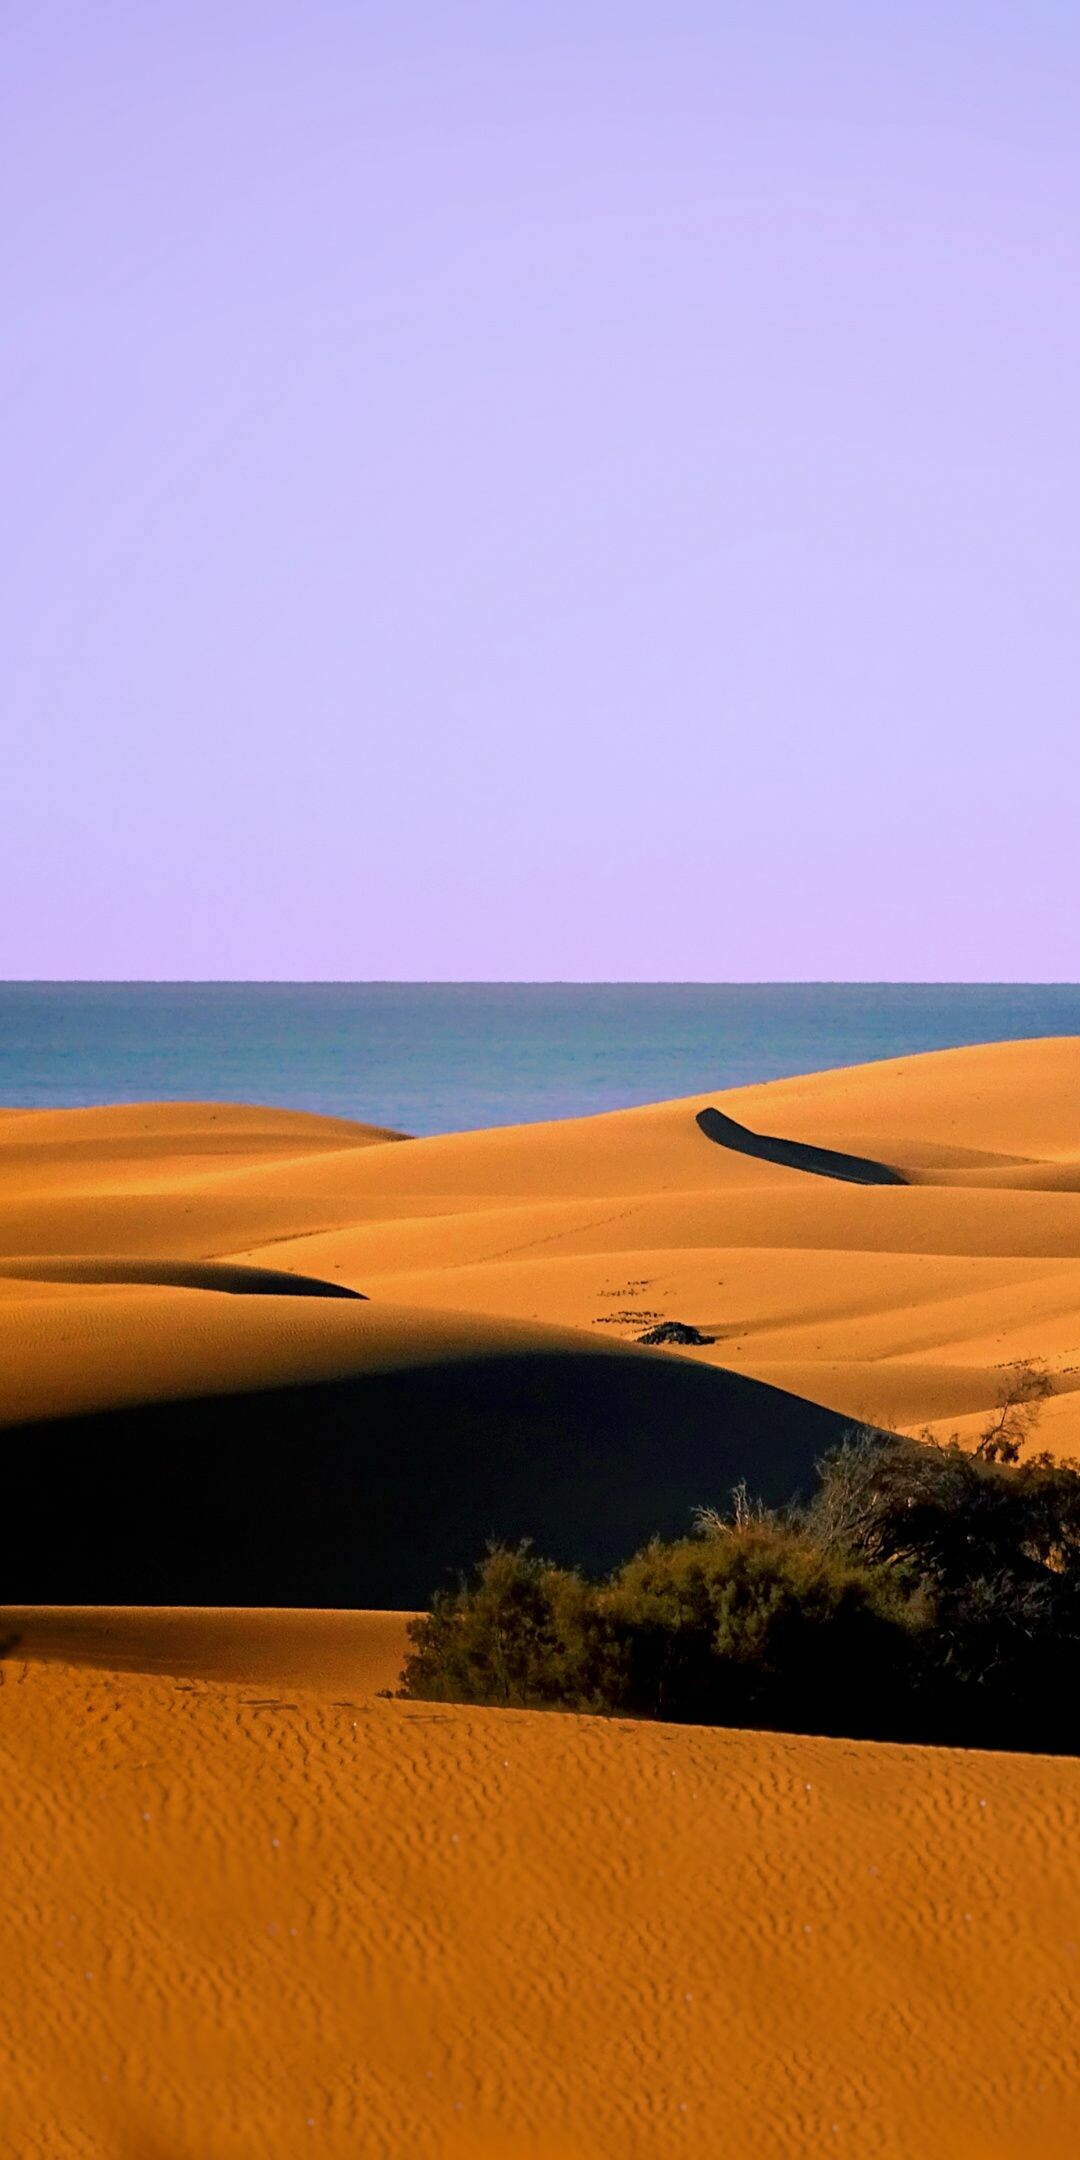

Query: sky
(3, 1), (1078, 980)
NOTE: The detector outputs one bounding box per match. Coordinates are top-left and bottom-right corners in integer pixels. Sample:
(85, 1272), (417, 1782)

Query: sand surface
(3, 1040), (1080, 1454)
(5, 1048), (1080, 2150)
(2, 1610), (1080, 2159)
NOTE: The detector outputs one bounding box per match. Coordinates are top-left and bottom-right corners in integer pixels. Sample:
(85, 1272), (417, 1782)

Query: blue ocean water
(1, 984), (1078, 1137)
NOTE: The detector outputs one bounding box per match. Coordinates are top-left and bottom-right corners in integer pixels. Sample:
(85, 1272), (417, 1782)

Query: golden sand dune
(6, 1048), (1080, 2156)
(225, 1036), (1080, 1447)
(1, 1603), (410, 1692)
(0, 1281), (749, 1426)
(2, 1615), (1079, 2159)
(3, 1037), (1080, 1603)
(0, 1096), (404, 1156)
(0, 1254), (366, 1297)
(0, 1284), (848, 1604)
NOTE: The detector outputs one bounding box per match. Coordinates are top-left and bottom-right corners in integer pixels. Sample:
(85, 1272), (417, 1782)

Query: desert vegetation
(404, 1364), (1080, 1753)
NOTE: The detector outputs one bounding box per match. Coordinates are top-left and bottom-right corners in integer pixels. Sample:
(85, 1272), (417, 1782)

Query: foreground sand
(3, 1036), (1080, 1459)
(2, 1611), (1079, 2160)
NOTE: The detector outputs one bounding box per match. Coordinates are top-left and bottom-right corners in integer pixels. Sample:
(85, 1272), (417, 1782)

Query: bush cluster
(403, 1524), (916, 1739)
(403, 1366), (1080, 1752)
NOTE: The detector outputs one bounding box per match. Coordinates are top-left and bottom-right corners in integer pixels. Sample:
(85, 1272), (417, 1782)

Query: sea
(1, 983), (1078, 1138)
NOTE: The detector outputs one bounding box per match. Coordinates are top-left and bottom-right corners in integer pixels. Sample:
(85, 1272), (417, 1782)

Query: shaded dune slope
(2, 1325), (850, 1604)
(0, 1255), (366, 1298)
(696, 1103), (906, 1185)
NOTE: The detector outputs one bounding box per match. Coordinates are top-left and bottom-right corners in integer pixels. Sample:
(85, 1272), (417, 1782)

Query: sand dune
(696, 1102), (906, 1184)
(6, 1044), (1080, 2152)
(218, 1036), (1080, 1450)
(0, 1255), (366, 1297)
(1, 1297), (849, 1603)
(0, 1096), (404, 1155)
(1, 1603), (411, 1691)
(2, 1042), (1080, 1497)
(2, 1617), (1080, 2158)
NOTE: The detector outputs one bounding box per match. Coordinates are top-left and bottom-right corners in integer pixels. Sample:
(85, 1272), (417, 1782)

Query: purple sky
(4, 3), (1078, 980)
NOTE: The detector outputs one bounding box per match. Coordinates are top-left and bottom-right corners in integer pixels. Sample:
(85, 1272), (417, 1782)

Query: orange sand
(5, 1044), (1080, 2153)
(2, 1611), (1080, 2158)
(3, 1039), (1080, 1448)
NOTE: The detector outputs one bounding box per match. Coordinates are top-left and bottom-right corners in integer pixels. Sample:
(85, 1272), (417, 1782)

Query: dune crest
(0, 1255), (366, 1298)
(2, 1039), (1080, 1580)
(695, 1103), (906, 1184)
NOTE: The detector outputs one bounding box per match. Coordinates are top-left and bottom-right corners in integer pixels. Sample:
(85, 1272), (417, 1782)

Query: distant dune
(0, 1254), (367, 1297)
(2, 1613), (1079, 2157)
(2, 1036), (1080, 1460)
(4, 1041), (1080, 1596)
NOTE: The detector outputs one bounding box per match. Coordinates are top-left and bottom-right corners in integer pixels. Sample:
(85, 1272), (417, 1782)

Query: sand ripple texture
(3, 1632), (1080, 2159)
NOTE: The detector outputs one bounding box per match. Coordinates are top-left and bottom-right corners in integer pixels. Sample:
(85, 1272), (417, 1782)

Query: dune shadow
(1, 1352), (856, 1606)
(696, 1107), (906, 1188)
(0, 1257), (366, 1300)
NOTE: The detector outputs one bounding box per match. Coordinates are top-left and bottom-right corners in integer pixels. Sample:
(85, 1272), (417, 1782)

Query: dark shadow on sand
(2, 1353), (855, 1606)
(0, 1259), (366, 1299)
(696, 1107), (906, 1188)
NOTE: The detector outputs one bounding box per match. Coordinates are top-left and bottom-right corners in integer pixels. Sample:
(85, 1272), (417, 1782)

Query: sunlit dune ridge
(3, 1036), (1080, 1457)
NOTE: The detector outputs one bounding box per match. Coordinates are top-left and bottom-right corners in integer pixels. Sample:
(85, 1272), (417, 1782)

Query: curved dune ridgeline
(1, 1333), (849, 1604)
(0, 1255), (367, 1298)
(695, 1103), (907, 1185)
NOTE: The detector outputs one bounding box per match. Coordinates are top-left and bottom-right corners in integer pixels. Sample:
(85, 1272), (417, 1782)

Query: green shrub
(805, 1421), (1080, 1589)
(402, 1525), (922, 1737)
(601, 1524), (920, 1734)
(402, 1545), (606, 1710)
(805, 1413), (1080, 1750)
(403, 1365), (1080, 1751)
